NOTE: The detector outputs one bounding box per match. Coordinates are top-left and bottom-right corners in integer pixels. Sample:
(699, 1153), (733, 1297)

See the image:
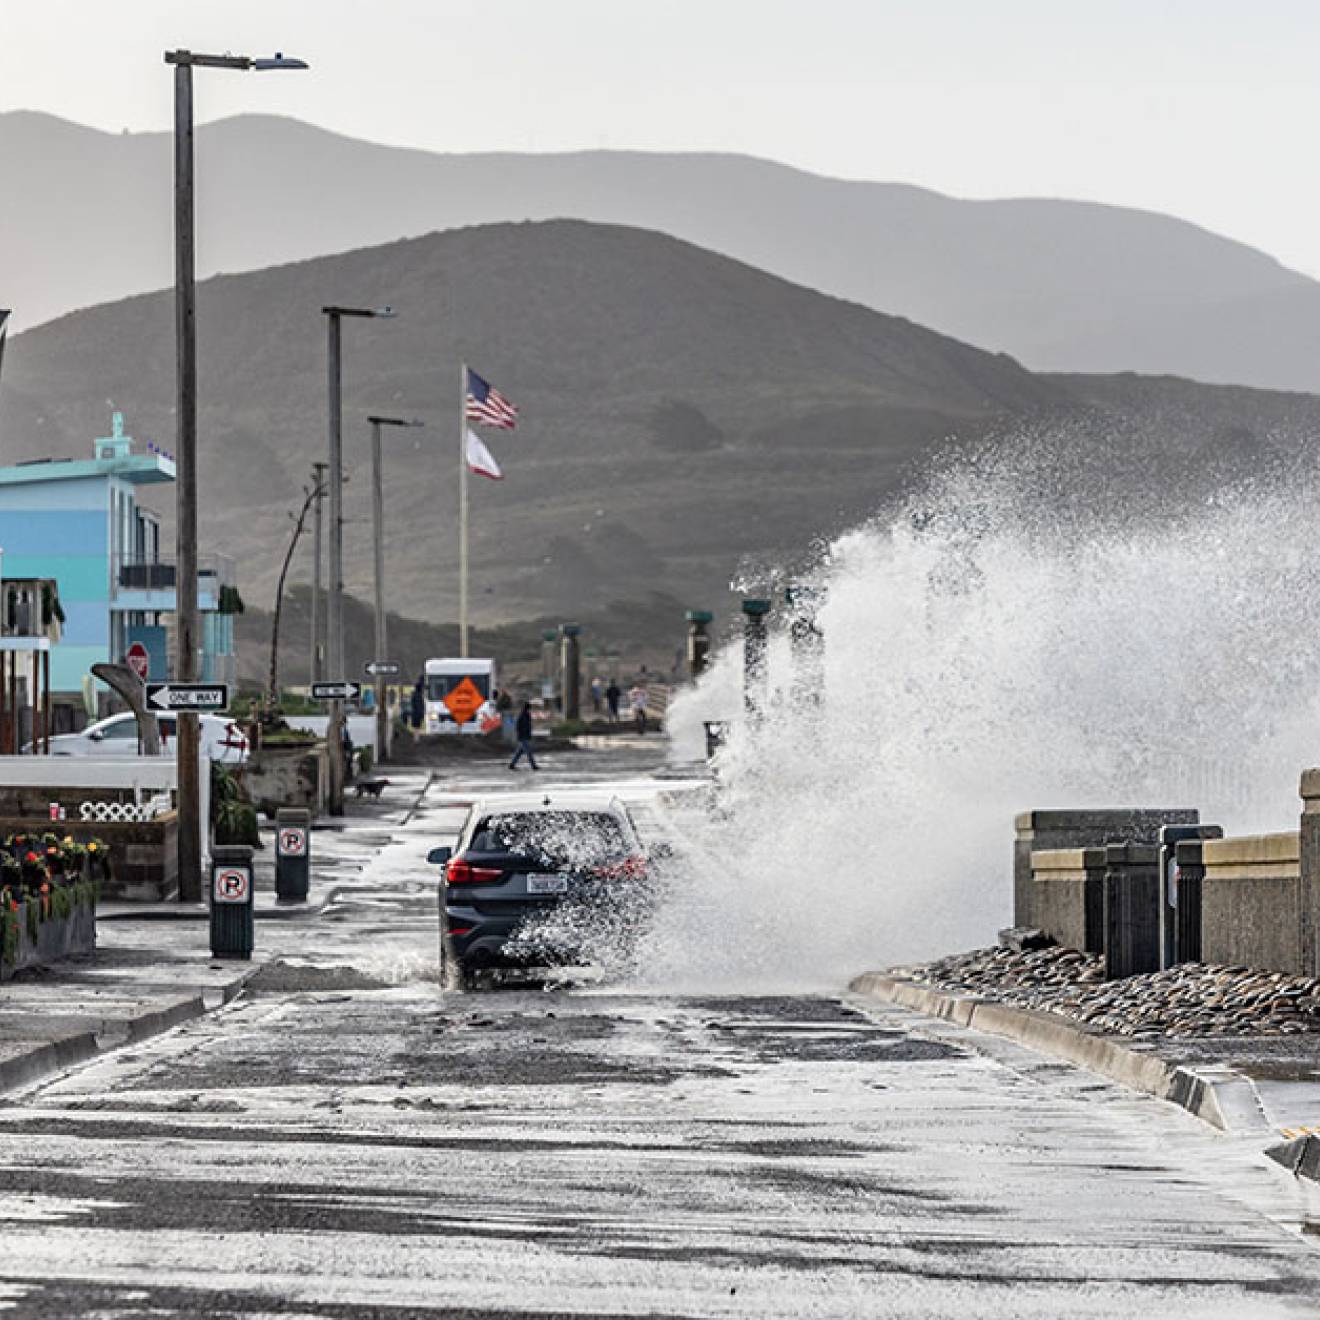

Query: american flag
(465, 367), (519, 429)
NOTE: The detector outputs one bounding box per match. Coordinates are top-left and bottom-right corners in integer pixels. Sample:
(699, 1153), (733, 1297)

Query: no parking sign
(213, 867), (250, 904)
(277, 826), (308, 858)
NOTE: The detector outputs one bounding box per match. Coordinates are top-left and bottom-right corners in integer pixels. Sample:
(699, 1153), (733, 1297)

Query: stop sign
(126, 641), (150, 681)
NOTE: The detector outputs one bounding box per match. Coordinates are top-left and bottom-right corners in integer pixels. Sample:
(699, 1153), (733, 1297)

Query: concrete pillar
(785, 585), (824, 706)
(540, 630), (558, 706)
(740, 598), (771, 719)
(560, 624), (582, 722)
(686, 610), (713, 680)
(1103, 843), (1161, 979)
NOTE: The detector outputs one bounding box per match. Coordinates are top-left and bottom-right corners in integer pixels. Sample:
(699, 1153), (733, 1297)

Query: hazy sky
(5, 1), (1320, 275)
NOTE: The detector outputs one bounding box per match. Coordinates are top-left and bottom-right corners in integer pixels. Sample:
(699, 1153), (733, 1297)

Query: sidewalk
(0, 768), (435, 1097)
(852, 956), (1320, 1186)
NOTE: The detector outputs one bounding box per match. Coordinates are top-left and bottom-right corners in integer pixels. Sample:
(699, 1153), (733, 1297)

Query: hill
(3, 111), (1320, 391)
(0, 219), (1069, 638)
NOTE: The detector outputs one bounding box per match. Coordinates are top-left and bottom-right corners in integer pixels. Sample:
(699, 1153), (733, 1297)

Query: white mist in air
(645, 447), (1320, 990)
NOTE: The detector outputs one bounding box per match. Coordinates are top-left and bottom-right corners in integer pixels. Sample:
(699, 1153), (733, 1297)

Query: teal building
(0, 414), (238, 716)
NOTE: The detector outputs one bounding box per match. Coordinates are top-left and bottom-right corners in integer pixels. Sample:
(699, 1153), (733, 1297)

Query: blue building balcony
(111, 554), (234, 614)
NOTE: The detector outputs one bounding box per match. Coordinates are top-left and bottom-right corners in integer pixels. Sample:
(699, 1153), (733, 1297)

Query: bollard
(686, 610), (713, 680)
(740, 598), (771, 719)
(210, 843), (255, 960)
(785, 585), (824, 706)
(275, 807), (312, 903)
(560, 624), (582, 722)
(703, 720), (728, 760)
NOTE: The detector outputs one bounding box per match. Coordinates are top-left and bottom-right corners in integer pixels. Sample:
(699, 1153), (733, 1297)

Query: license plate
(527, 873), (568, 895)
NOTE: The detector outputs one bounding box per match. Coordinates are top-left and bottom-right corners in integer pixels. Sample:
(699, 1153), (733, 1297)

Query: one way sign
(146, 683), (228, 712)
(311, 681), (362, 701)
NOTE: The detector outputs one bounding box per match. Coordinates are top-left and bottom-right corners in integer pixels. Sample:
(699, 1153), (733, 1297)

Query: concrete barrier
(1014, 808), (1198, 931)
(1029, 848), (1105, 953)
(1297, 769), (1320, 979)
(1200, 831), (1305, 976)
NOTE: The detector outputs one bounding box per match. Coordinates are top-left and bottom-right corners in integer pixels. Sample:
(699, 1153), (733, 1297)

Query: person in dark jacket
(509, 702), (539, 770)
(605, 681), (621, 723)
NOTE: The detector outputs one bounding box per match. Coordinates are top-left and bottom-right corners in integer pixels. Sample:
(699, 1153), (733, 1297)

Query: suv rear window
(471, 812), (630, 868)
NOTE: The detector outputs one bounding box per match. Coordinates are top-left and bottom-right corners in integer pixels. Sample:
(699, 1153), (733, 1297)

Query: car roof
(97, 711), (228, 725)
(469, 792), (626, 815)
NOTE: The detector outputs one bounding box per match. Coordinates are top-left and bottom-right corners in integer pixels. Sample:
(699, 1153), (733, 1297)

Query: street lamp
(165, 47), (307, 903)
(367, 416), (424, 763)
(322, 305), (395, 814)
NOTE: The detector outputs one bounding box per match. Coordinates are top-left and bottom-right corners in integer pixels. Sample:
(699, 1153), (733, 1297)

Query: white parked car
(40, 712), (249, 764)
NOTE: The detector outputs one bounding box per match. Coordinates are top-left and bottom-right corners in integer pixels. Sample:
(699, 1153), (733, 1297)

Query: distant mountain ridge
(4, 217), (1317, 658)
(0, 217), (1070, 631)
(4, 110), (1320, 391)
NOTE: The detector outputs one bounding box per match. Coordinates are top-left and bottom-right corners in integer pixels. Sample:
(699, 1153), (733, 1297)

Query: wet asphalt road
(1, 754), (1319, 1317)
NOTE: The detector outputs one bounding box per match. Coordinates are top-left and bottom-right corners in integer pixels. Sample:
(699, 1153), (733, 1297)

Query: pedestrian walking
(508, 702), (539, 770)
(409, 678), (424, 730)
(605, 681), (621, 723)
(590, 676), (603, 715)
(629, 682), (648, 735)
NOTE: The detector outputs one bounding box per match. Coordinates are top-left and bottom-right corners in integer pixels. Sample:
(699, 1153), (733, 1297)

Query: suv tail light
(446, 858), (504, 886)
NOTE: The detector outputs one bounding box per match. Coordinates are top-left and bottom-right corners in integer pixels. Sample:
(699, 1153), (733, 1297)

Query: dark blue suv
(429, 793), (650, 990)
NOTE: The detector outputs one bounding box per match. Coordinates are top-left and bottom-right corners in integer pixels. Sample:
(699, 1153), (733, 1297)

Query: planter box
(244, 743), (327, 819)
(0, 814), (177, 903)
(1, 888), (97, 982)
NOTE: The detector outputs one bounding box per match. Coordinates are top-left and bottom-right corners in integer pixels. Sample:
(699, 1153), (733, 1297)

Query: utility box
(275, 807), (311, 903)
(210, 844), (254, 960)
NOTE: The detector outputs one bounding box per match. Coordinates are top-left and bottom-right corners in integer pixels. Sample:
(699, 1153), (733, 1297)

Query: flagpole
(459, 360), (470, 658)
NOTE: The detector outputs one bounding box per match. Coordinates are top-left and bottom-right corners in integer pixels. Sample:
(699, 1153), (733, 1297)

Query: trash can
(210, 844), (254, 960)
(275, 807), (311, 903)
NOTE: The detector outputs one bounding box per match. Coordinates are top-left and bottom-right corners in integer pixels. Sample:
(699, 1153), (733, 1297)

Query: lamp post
(322, 305), (394, 814)
(309, 460), (327, 686)
(166, 48), (307, 902)
(367, 415), (423, 763)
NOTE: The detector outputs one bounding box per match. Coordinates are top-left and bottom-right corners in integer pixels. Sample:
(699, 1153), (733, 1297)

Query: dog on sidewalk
(353, 778), (391, 799)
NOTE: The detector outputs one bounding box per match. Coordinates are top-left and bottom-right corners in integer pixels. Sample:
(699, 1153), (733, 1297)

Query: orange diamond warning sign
(443, 676), (485, 726)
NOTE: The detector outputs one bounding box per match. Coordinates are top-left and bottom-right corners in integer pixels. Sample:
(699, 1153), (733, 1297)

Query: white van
(423, 658), (498, 735)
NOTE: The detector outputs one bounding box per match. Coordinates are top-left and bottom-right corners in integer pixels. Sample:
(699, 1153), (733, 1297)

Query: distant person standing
(508, 702), (539, 771)
(409, 678), (425, 730)
(629, 682), (648, 735)
(605, 681), (621, 724)
(590, 676), (603, 715)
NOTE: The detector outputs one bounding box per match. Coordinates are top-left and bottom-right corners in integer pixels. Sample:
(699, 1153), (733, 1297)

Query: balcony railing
(112, 554), (236, 602)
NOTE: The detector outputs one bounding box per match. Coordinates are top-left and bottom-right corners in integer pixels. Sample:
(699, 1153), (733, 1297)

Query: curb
(401, 772), (437, 827)
(850, 972), (1274, 1137)
(0, 965), (257, 1098)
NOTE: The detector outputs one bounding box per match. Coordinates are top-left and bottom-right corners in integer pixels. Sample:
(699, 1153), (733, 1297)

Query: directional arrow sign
(146, 683), (228, 712)
(311, 681), (362, 701)
(364, 661), (401, 677)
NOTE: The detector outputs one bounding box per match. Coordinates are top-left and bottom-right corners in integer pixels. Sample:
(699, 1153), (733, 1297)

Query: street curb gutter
(850, 973), (1275, 1139)
(0, 967), (257, 1098)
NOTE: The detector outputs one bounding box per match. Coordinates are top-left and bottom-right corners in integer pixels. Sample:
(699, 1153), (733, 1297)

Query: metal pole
(173, 56), (203, 901)
(741, 598), (771, 721)
(326, 312), (345, 813)
(371, 418), (389, 763)
(459, 361), (470, 658)
(310, 460), (326, 686)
